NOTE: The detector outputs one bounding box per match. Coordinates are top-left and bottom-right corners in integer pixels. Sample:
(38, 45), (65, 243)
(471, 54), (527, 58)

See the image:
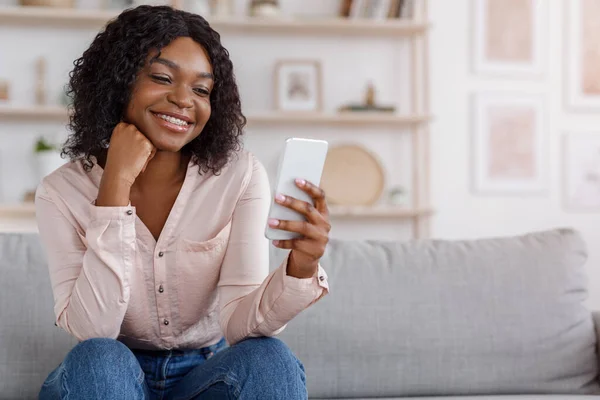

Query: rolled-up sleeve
(217, 155), (330, 346)
(35, 183), (136, 341)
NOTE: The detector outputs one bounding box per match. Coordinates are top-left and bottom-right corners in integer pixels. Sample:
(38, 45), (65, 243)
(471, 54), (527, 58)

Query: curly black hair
(63, 5), (245, 175)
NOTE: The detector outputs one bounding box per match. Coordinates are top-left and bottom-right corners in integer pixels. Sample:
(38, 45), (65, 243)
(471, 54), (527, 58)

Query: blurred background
(1, 0), (600, 305)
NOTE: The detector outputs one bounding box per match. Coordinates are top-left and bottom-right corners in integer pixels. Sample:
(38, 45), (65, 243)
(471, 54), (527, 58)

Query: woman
(36, 5), (330, 399)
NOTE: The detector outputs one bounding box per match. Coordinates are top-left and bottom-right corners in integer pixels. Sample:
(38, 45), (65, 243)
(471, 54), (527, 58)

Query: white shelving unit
(0, 6), (429, 36)
(0, 2), (433, 238)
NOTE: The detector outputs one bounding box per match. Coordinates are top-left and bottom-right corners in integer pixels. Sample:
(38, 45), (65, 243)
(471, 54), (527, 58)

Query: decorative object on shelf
(34, 137), (64, 183)
(388, 185), (408, 206)
(471, 92), (547, 195)
(105, 0), (134, 10)
(472, 0), (546, 77)
(566, 0), (600, 111)
(19, 0), (75, 7)
(0, 81), (9, 102)
(343, 0), (415, 20)
(339, 0), (353, 17)
(562, 132), (600, 211)
(35, 57), (47, 106)
(22, 190), (36, 203)
(274, 60), (322, 112)
(338, 81), (396, 113)
(249, 0), (280, 18)
(320, 144), (385, 206)
(209, 0), (233, 17)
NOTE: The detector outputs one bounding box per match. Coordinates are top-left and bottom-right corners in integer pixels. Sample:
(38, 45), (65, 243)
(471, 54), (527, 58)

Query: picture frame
(565, 0), (600, 111)
(274, 60), (322, 112)
(472, 0), (546, 77)
(471, 93), (547, 194)
(562, 132), (600, 211)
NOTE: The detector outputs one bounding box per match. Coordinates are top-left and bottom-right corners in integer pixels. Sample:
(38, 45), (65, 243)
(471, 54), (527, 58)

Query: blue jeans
(38, 336), (307, 399)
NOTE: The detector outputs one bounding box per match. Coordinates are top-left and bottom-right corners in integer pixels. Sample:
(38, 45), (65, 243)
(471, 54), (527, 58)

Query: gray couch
(2, 228), (600, 399)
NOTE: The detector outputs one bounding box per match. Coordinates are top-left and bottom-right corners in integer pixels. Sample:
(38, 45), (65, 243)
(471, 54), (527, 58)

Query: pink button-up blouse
(34, 150), (329, 350)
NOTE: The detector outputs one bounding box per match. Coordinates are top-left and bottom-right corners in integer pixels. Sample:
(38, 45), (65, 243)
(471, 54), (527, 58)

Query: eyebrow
(150, 57), (214, 80)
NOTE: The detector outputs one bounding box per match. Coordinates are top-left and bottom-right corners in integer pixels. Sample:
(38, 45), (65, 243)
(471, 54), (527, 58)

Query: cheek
(199, 100), (211, 122)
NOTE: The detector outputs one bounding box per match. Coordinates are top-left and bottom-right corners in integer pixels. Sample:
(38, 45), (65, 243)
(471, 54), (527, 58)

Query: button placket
(154, 241), (171, 337)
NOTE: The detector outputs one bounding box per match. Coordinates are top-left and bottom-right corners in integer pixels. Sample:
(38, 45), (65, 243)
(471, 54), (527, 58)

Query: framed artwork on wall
(562, 132), (600, 211)
(274, 60), (322, 112)
(566, 0), (600, 111)
(472, 0), (546, 77)
(471, 93), (547, 194)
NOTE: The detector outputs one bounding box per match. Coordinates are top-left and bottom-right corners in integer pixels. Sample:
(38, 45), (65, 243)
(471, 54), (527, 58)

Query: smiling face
(124, 36), (214, 152)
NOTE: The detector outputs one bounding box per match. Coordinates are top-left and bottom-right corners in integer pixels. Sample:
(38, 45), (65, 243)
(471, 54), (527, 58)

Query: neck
(134, 151), (190, 189)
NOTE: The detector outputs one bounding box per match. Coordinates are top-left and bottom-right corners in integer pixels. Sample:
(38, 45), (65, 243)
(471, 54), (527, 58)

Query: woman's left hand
(268, 178), (330, 279)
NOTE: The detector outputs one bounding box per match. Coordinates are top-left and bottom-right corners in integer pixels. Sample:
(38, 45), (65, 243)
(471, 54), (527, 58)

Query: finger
(268, 218), (319, 240)
(275, 194), (325, 225)
(272, 239), (322, 257)
(141, 147), (157, 174)
(295, 179), (328, 214)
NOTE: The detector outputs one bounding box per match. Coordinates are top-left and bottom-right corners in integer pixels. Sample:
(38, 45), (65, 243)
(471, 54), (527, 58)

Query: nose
(167, 85), (193, 109)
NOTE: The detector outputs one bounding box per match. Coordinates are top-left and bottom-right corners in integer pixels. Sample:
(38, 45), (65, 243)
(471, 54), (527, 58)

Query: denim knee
(233, 337), (306, 394)
(65, 338), (140, 375)
(60, 338), (145, 398)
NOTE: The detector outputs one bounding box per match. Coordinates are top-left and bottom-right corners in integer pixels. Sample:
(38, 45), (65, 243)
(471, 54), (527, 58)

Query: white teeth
(158, 114), (188, 126)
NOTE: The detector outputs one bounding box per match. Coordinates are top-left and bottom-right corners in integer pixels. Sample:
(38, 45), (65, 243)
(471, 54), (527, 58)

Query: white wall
(429, 0), (600, 308)
(2, 0), (600, 305)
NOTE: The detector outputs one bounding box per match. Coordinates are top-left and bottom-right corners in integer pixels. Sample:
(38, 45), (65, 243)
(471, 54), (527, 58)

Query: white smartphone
(265, 137), (329, 241)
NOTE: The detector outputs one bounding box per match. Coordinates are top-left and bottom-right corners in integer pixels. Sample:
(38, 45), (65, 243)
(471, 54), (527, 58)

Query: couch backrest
(277, 228), (600, 398)
(0, 233), (77, 400)
(2, 229), (598, 399)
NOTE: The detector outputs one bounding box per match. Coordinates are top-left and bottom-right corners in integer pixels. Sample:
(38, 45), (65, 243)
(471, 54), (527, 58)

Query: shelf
(0, 6), (429, 36)
(247, 112), (431, 127)
(0, 203), (35, 218)
(0, 106), (430, 127)
(0, 105), (68, 121)
(0, 203), (433, 218)
(328, 205), (433, 218)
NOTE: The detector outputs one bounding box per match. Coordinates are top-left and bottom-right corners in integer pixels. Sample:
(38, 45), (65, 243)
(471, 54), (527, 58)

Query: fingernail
(273, 240), (280, 246)
(275, 194), (286, 203)
(296, 178), (306, 186)
(268, 218), (280, 227)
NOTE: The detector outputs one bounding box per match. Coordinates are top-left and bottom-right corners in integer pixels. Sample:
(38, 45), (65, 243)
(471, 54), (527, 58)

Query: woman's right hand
(104, 122), (156, 187)
(96, 122), (156, 207)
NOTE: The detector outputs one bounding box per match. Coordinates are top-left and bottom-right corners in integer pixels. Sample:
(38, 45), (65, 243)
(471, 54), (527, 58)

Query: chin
(148, 135), (188, 153)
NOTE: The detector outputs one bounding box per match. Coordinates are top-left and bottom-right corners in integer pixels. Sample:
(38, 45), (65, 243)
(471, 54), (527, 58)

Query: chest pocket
(174, 222), (232, 327)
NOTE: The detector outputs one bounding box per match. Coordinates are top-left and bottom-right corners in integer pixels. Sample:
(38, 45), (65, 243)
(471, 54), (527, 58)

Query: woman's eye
(194, 88), (210, 96)
(151, 75), (171, 83)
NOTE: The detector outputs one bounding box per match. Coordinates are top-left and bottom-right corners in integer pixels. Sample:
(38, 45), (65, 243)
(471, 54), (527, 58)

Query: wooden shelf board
(0, 106), (430, 127)
(247, 112), (431, 126)
(0, 203), (36, 217)
(329, 205), (433, 218)
(0, 7), (429, 36)
(0, 105), (68, 120)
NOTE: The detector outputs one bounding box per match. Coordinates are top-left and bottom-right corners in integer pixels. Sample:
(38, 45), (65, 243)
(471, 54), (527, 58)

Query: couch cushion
(278, 229), (600, 398)
(0, 233), (77, 400)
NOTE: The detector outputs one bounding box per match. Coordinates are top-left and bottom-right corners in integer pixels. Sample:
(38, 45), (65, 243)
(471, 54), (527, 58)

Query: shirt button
(158, 285), (164, 293)
(163, 319), (169, 326)
(319, 276), (325, 282)
(158, 252), (164, 257)
(126, 210), (133, 216)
